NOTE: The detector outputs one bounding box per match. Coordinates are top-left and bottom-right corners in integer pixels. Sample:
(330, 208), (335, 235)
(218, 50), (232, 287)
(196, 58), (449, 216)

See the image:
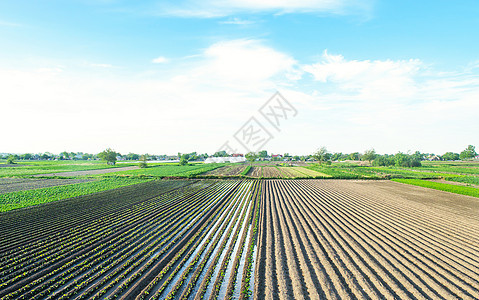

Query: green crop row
(241, 166), (252, 176)
(392, 179), (479, 198)
(0, 177), (150, 212)
(106, 164), (224, 178)
(305, 166), (363, 179)
(445, 176), (479, 186)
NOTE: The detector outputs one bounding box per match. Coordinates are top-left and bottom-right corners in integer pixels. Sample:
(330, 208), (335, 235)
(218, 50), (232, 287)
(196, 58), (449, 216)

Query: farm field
(246, 166), (263, 178)
(245, 166), (332, 179)
(0, 161), (135, 177)
(0, 177), (151, 212)
(255, 180), (479, 299)
(279, 167), (332, 178)
(0, 178), (92, 194)
(0, 179), (260, 299)
(32, 166), (139, 177)
(1, 178), (478, 298)
(203, 165), (246, 177)
(109, 164), (224, 178)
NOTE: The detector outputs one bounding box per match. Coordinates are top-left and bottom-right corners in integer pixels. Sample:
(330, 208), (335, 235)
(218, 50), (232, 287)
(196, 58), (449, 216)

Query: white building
(204, 157), (246, 163)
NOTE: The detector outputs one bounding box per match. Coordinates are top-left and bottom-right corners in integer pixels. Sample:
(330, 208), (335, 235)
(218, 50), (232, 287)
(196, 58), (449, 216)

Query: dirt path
(255, 180), (479, 299)
(32, 166), (139, 177)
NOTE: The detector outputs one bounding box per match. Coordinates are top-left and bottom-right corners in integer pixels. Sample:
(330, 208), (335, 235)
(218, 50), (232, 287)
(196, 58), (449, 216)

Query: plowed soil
(255, 180), (479, 299)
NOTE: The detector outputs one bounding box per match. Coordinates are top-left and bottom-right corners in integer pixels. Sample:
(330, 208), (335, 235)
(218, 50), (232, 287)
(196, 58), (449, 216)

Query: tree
(139, 154), (148, 168)
(362, 149), (376, 164)
(258, 150), (268, 158)
(7, 155), (16, 164)
(21, 153), (33, 160)
(348, 152), (360, 161)
(213, 151), (228, 157)
(394, 152), (421, 167)
(442, 152), (459, 161)
(98, 148), (119, 165)
(245, 152), (258, 164)
(372, 155), (395, 166)
(460, 145), (477, 160)
(60, 151), (70, 160)
(82, 153), (94, 160)
(313, 147), (330, 165)
(179, 154), (189, 166)
(411, 151), (424, 161)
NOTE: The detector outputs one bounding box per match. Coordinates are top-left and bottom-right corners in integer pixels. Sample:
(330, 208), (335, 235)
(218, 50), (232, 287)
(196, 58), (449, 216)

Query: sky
(1, 0), (478, 155)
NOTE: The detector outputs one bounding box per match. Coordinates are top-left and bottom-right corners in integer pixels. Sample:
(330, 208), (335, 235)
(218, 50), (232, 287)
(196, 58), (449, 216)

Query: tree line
(2, 145), (477, 167)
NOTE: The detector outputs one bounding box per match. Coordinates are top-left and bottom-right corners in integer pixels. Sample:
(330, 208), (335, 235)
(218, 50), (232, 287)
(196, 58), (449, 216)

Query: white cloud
(298, 51), (479, 153)
(155, 0), (372, 18)
(303, 50), (422, 100)
(0, 39), (297, 154)
(192, 39), (297, 87)
(304, 50), (421, 83)
(1, 44), (478, 155)
(152, 56), (168, 64)
(219, 17), (255, 25)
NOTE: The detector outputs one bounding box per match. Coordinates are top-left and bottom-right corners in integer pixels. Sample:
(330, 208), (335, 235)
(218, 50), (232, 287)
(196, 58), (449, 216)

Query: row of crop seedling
(224, 181), (260, 299)
(57, 183), (218, 300)
(0, 180), (190, 245)
(146, 181), (243, 300)
(179, 182), (248, 299)
(240, 182), (262, 299)
(0, 201), (148, 279)
(0, 181), (198, 268)
(136, 181), (239, 299)
(195, 182), (251, 299)
(1, 183), (206, 299)
(0, 177), (151, 212)
(82, 182), (230, 300)
(174, 182), (250, 299)
(25, 193), (192, 300)
(0, 184), (183, 291)
(0, 224), (120, 295)
(98, 182), (235, 300)
(210, 182), (253, 299)
(0, 181), (180, 258)
(145, 207), (224, 299)
(56, 198), (199, 300)
(31, 220), (166, 300)
(2, 206), (162, 300)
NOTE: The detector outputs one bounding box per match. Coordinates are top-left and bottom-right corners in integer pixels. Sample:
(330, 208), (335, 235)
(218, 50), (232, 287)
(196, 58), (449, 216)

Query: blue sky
(1, 1), (478, 155)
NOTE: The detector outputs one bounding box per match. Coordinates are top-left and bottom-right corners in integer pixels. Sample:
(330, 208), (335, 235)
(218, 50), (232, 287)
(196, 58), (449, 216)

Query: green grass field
(392, 179), (479, 198)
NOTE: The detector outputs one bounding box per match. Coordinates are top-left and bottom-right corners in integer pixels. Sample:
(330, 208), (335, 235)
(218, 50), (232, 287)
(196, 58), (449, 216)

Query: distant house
(428, 155), (441, 161)
(231, 153), (244, 157)
(272, 154), (283, 158)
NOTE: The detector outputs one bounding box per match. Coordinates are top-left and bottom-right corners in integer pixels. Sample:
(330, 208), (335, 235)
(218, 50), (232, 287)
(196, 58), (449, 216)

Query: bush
(6, 155), (15, 164)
